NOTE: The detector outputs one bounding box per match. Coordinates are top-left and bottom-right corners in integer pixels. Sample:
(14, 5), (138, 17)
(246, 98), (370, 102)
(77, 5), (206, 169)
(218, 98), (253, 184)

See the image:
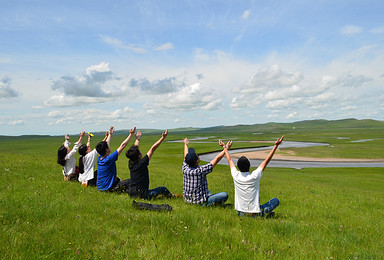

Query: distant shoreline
(230, 149), (384, 163)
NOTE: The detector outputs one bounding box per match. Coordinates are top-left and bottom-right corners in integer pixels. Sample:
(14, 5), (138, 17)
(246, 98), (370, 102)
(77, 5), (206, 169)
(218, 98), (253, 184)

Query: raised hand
(162, 129), (168, 138)
(109, 126), (115, 135)
(275, 135), (284, 146)
(226, 140), (233, 150)
(129, 126), (136, 135)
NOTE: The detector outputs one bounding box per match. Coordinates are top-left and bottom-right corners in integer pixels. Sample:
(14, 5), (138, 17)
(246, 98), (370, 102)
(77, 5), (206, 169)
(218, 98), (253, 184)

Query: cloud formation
(151, 82), (223, 111)
(242, 10), (251, 20)
(101, 35), (174, 53)
(51, 62), (114, 98)
(0, 76), (19, 99)
(340, 25), (363, 35)
(129, 76), (185, 94)
(229, 64), (372, 121)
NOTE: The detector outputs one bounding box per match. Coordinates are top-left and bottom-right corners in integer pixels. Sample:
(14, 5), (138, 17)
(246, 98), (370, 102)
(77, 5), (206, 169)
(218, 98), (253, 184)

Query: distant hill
(0, 118), (383, 138)
(68, 118), (384, 136)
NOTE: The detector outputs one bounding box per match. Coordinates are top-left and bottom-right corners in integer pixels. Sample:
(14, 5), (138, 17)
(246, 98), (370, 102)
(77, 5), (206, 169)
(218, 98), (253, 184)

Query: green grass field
(1, 120), (383, 259)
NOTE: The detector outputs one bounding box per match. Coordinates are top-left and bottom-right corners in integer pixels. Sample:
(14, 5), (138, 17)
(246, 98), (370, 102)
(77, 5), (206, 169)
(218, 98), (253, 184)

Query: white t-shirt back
(231, 166), (263, 213)
(78, 149), (99, 182)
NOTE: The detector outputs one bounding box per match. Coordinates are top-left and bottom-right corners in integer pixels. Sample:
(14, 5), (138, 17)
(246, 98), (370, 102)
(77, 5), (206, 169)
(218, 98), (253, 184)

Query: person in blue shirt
(96, 126), (136, 192)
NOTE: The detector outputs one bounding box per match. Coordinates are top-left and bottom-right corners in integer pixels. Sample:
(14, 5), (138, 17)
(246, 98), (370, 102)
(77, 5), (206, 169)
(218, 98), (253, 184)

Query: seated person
(182, 138), (232, 206)
(57, 132), (85, 181)
(78, 131), (108, 187)
(219, 136), (284, 217)
(96, 126), (135, 192)
(125, 130), (172, 199)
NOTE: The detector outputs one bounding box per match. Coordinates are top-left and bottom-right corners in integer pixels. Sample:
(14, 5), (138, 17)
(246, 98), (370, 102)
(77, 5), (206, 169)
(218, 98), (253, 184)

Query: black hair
(126, 145), (141, 162)
(57, 146), (68, 166)
(237, 156), (250, 172)
(78, 144), (88, 174)
(96, 141), (108, 157)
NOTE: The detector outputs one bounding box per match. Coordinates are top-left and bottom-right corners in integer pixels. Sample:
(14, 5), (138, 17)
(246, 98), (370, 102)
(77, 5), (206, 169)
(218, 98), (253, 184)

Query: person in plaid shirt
(182, 137), (232, 206)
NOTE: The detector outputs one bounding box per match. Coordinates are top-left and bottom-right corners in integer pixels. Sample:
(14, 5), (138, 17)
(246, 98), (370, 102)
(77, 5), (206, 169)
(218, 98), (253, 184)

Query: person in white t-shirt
(78, 132), (108, 187)
(57, 132), (86, 181)
(219, 136), (284, 217)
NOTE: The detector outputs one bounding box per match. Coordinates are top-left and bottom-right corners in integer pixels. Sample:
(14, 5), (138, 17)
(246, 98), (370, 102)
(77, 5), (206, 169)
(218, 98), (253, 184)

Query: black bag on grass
(132, 200), (173, 212)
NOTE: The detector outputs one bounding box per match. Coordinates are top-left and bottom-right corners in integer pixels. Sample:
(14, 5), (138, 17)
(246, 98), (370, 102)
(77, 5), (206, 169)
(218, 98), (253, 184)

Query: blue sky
(1, 0), (383, 135)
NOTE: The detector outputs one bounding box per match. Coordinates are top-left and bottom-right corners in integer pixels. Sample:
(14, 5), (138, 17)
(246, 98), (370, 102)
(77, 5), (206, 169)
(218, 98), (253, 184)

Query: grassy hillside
(0, 119), (383, 258)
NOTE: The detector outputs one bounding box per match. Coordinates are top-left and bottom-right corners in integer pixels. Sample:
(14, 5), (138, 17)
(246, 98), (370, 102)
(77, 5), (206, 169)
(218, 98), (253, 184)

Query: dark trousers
(108, 178), (131, 193)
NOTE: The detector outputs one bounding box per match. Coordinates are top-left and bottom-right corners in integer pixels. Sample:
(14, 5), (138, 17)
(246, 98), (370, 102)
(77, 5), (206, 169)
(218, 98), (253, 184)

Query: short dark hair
(57, 146), (67, 166)
(79, 144), (88, 156)
(185, 147), (198, 167)
(126, 145), (141, 161)
(96, 141), (108, 156)
(237, 156), (250, 172)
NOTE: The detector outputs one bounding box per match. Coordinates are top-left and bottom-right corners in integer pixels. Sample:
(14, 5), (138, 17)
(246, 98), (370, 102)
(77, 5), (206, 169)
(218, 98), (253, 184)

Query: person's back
(96, 150), (118, 190)
(231, 166), (263, 213)
(182, 161), (212, 204)
(220, 136), (284, 217)
(128, 154), (150, 198)
(79, 149), (98, 180)
(126, 130), (172, 200)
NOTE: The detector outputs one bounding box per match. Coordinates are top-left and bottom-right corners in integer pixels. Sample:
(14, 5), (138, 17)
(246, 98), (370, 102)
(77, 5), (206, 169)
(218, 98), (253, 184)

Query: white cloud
(51, 62), (115, 97)
(238, 65), (303, 94)
(129, 76), (185, 94)
(48, 107), (137, 127)
(100, 35), (147, 54)
(9, 120), (23, 125)
(369, 27), (384, 34)
(336, 74), (373, 88)
(286, 112), (298, 119)
(0, 58), (12, 64)
(0, 76), (19, 99)
(339, 25), (363, 35)
(242, 10), (251, 20)
(153, 42), (174, 51)
(151, 82), (223, 111)
(44, 95), (113, 107)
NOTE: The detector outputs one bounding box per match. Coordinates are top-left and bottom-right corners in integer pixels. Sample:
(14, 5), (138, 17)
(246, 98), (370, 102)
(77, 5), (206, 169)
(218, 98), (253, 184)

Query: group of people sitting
(57, 126), (284, 217)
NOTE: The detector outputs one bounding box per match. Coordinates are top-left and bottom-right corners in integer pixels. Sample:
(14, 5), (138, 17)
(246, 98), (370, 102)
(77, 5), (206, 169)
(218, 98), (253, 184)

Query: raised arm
(219, 139), (235, 168)
(64, 134), (70, 148)
(102, 131), (109, 142)
(105, 126), (114, 146)
(134, 131), (142, 147)
(259, 135), (284, 171)
(183, 138), (189, 159)
(116, 126), (136, 155)
(67, 131), (85, 157)
(77, 131), (86, 145)
(211, 139), (233, 167)
(147, 129), (168, 160)
(86, 133), (92, 148)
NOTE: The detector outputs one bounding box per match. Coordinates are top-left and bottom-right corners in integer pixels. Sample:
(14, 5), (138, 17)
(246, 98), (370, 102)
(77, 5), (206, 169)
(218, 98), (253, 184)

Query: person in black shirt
(125, 129), (172, 199)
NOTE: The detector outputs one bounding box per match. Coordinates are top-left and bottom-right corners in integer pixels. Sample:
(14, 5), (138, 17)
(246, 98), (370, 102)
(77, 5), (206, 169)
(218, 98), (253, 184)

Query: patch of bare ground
(231, 149), (384, 162)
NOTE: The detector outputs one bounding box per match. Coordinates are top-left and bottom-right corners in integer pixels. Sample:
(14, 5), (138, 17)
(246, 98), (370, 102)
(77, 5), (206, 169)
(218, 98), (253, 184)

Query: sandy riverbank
(231, 149), (384, 163)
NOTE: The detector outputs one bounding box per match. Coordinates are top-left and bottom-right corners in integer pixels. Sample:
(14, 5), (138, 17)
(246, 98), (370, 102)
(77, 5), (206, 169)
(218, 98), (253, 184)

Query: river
(196, 141), (384, 169)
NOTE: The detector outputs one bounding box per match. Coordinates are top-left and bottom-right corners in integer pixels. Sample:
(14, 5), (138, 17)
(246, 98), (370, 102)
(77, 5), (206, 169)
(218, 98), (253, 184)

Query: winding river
(195, 141), (384, 169)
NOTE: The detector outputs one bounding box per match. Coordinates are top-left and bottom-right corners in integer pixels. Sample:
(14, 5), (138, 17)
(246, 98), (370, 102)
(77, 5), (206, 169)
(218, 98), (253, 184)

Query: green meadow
(1, 119), (383, 259)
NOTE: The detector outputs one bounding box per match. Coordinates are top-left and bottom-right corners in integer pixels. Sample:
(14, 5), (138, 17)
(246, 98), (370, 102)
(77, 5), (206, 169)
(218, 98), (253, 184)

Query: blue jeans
(237, 198), (280, 217)
(205, 192), (228, 206)
(148, 186), (171, 200)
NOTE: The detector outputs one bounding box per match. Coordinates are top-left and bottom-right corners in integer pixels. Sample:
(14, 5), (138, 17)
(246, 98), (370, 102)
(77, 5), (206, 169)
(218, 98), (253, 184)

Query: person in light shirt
(57, 132), (85, 181)
(220, 136), (284, 217)
(78, 131), (108, 187)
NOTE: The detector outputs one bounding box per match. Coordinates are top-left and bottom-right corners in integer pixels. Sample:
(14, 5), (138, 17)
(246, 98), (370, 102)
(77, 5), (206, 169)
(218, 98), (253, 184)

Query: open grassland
(1, 121), (383, 259)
